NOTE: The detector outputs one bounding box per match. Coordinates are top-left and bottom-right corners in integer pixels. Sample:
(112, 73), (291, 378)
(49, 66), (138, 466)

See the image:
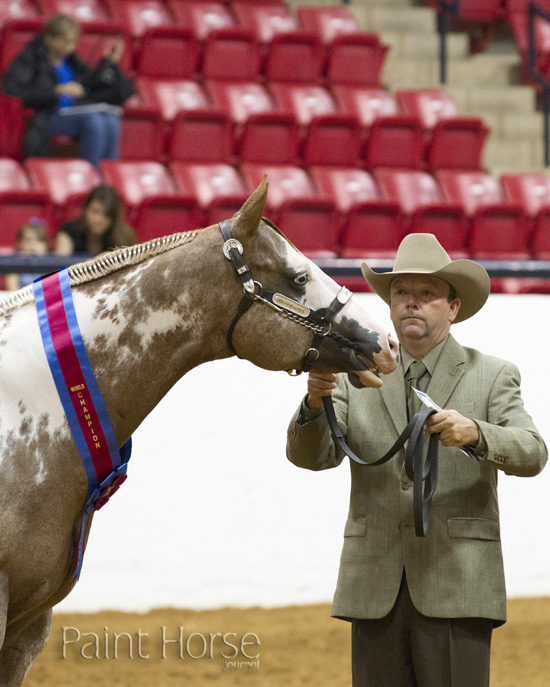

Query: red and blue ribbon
(33, 268), (132, 578)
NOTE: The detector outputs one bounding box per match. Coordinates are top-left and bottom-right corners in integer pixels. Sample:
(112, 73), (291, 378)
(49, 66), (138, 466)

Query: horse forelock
(0, 230), (199, 316)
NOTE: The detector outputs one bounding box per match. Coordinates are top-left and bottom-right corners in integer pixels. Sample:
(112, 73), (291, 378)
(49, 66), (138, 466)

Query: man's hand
(306, 372), (339, 409)
(424, 409), (479, 448)
(56, 81), (85, 98)
(103, 38), (124, 64)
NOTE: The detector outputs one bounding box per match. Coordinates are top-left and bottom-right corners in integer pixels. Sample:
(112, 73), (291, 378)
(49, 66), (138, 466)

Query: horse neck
(75, 229), (239, 443)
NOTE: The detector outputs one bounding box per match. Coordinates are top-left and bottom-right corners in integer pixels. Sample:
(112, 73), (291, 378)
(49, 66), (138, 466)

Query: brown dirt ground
(25, 598), (550, 686)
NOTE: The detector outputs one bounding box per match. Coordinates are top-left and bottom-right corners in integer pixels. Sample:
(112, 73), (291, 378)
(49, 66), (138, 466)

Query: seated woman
(3, 14), (134, 167)
(56, 185), (135, 256)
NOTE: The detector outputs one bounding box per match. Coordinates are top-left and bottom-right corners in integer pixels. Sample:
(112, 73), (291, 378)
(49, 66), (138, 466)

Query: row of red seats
(0, 3), (387, 86)
(0, 82), (489, 172)
(424, 0), (550, 87)
(1, 157), (550, 261)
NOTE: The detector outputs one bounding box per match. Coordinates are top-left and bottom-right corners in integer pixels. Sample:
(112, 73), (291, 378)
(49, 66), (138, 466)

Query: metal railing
(436, 0), (461, 84)
(528, 1), (550, 166)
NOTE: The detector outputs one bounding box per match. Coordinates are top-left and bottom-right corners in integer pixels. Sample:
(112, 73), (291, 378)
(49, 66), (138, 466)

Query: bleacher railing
(528, 1), (550, 166)
(436, 0), (461, 84)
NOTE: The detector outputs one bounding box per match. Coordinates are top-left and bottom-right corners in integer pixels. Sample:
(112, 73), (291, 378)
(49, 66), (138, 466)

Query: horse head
(220, 177), (399, 386)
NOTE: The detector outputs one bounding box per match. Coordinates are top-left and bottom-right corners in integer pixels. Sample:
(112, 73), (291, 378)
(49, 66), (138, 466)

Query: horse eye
(293, 272), (309, 286)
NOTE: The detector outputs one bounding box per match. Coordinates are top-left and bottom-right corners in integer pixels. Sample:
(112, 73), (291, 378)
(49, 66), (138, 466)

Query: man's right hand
(56, 81), (85, 98)
(306, 372), (339, 409)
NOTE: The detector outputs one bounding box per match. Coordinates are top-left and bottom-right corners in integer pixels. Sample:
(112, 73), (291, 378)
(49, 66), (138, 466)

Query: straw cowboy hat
(361, 233), (490, 323)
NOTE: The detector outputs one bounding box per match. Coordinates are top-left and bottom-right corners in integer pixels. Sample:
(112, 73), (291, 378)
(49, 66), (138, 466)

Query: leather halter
(220, 219), (439, 537)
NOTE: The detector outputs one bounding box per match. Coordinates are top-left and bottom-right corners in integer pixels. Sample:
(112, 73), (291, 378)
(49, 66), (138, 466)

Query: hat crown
(393, 234), (451, 274)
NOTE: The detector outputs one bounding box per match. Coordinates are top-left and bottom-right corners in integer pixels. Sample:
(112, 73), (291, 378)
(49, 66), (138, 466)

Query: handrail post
(437, 0), (461, 85)
(528, 2), (550, 167)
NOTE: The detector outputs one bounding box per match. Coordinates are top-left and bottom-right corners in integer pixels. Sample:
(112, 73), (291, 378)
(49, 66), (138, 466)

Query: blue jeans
(48, 110), (121, 167)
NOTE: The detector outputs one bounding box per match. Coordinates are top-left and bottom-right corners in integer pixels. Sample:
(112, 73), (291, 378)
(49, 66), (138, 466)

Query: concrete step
(445, 85), (537, 115)
(378, 30), (469, 60)
(484, 136), (546, 172)
(446, 53), (521, 87)
(383, 55), (440, 90)
(358, 6), (436, 34)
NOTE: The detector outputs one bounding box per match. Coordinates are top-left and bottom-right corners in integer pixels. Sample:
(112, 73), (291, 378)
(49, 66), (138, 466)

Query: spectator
(3, 14), (134, 167)
(6, 218), (50, 291)
(55, 185), (135, 256)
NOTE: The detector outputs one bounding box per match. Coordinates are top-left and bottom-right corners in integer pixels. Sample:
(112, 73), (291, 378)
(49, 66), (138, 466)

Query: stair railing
(436, 0), (461, 84)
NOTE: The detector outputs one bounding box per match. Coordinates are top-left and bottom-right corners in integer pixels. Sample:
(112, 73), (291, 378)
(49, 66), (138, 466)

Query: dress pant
(351, 573), (493, 687)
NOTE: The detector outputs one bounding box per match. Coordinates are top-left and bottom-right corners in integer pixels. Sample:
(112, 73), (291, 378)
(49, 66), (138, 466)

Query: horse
(0, 178), (398, 685)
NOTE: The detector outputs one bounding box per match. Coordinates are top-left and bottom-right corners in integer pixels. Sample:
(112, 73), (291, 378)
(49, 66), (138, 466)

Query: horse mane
(0, 230), (199, 316)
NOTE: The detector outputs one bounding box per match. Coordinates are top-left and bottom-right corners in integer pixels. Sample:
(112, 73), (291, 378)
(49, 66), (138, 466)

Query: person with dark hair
(3, 14), (134, 166)
(55, 185), (135, 256)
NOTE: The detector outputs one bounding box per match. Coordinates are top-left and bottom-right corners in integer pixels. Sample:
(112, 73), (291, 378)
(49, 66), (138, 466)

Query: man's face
(389, 274), (460, 352)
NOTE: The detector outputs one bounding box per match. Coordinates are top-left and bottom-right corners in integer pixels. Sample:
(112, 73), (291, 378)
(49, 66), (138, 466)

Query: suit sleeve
(476, 361), (547, 476)
(286, 377), (350, 471)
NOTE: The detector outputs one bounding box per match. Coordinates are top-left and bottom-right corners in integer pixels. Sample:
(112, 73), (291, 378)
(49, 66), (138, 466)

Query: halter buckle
(223, 238), (243, 260)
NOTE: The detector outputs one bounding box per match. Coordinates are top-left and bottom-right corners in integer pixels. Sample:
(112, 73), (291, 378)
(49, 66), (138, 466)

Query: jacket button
(401, 481), (410, 491)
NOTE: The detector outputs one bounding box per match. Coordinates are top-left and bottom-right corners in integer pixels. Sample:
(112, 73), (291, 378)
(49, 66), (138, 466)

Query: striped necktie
(407, 360), (427, 420)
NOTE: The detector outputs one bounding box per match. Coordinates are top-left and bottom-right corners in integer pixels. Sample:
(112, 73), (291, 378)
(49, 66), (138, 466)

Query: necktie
(407, 360), (427, 420)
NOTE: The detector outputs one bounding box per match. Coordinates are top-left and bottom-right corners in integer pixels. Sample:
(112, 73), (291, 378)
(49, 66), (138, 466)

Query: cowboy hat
(361, 233), (490, 323)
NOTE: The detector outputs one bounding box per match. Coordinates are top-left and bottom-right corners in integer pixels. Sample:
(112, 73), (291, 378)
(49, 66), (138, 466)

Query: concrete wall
(53, 293), (550, 612)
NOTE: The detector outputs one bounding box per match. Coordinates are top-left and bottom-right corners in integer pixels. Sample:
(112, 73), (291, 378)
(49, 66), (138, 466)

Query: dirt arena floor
(23, 598), (549, 686)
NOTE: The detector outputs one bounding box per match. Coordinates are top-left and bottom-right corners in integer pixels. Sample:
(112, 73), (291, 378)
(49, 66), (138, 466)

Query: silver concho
(223, 238), (244, 260)
(273, 293), (311, 318)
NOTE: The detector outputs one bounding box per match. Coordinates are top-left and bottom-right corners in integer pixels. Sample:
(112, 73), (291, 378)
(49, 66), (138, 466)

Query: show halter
(220, 219), (440, 537)
(34, 268), (132, 579)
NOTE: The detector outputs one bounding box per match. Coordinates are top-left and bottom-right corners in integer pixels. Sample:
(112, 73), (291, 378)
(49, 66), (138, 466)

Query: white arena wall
(28, 291), (549, 613)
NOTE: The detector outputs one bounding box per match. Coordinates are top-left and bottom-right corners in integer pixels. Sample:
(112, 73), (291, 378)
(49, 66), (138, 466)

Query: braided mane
(0, 230), (199, 316)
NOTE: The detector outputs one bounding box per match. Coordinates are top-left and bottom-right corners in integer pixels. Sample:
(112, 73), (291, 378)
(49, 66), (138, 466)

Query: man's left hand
(424, 409), (479, 448)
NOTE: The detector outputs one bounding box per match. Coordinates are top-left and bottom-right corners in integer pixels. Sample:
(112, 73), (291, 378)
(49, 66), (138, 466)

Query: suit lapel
(425, 334), (466, 409)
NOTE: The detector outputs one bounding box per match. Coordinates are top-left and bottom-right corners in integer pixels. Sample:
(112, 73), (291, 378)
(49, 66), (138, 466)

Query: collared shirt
(401, 336), (447, 385)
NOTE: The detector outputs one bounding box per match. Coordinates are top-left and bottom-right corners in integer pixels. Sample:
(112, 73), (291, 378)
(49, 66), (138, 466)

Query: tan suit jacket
(286, 335), (547, 624)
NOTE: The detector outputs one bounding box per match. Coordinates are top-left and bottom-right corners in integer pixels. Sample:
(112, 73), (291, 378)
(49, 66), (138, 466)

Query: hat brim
(361, 260), (490, 323)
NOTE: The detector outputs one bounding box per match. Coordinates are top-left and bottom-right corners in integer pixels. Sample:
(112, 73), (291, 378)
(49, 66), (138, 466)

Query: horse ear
(232, 175), (268, 235)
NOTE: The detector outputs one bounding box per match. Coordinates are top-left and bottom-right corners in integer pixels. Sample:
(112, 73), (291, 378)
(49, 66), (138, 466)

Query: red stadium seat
(301, 115), (362, 167)
(374, 169), (470, 257)
(296, 6), (361, 44)
(169, 111), (233, 162)
(0, 190), (53, 252)
(34, 0), (110, 23)
(507, 8), (550, 85)
(0, 158), (29, 191)
(269, 83), (338, 125)
(264, 32), (324, 83)
(105, 0), (174, 38)
(0, 94), (27, 160)
(201, 28), (261, 81)
(332, 86), (400, 128)
(436, 170), (530, 259)
(170, 2), (237, 40)
(501, 172), (550, 258)
(135, 27), (200, 78)
(232, 3), (299, 44)
(137, 78), (211, 120)
(326, 33), (389, 87)
(77, 24), (133, 74)
(364, 117), (425, 170)
(170, 161), (249, 224)
(206, 80), (276, 123)
(309, 166), (404, 257)
(0, 19), (44, 73)
(241, 163), (340, 256)
(100, 160), (201, 237)
(0, 0), (40, 25)
(396, 89), (489, 170)
(119, 105), (165, 160)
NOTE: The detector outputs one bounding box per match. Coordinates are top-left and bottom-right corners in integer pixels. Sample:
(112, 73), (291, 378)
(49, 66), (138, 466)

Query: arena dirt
(25, 598), (549, 686)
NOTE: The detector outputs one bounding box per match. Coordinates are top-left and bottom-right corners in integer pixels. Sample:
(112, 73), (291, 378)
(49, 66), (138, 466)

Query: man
(286, 233), (547, 687)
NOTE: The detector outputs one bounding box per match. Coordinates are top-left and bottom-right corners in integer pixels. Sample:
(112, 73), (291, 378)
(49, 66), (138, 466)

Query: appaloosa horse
(0, 179), (398, 685)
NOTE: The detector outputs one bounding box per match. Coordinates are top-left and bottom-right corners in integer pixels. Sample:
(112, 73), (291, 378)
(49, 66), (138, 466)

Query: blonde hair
(43, 14), (80, 39)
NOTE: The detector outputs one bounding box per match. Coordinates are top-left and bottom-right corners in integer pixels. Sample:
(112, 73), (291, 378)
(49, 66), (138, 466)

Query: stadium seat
(135, 28), (201, 78)
(309, 166), (404, 257)
(170, 162), (249, 224)
(374, 169), (470, 257)
(0, 190), (53, 252)
(0, 94), (26, 161)
(25, 158), (102, 226)
(105, 0), (174, 38)
(396, 89), (489, 170)
(296, 6), (361, 44)
(0, 158), (29, 191)
(501, 172), (550, 258)
(0, 0), (40, 25)
(169, 111), (233, 162)
(100, 160), (202, 237)
(76, 23), (133, 73)
(326, 33), (389, 87)
(232, 3), (299, 44)
(269, 83), (338, 125)
(170, 2), (237, 41)
(301, 115), (362, 167)
(206, 80), (276, 123)
(507, 6), (550, 85)
(137, 77), (211, 120)
(201, 28), (262, 81)
(34, 0), (110, 24)
(364, 118), (425, 170)
(264, 32), (324, 83)
(436, 170), (530, 259)
(0, 19), (43, 72)
(241, 163), (340, 256)
(332, 86), (400, 128)
(119, 105), (165, 160)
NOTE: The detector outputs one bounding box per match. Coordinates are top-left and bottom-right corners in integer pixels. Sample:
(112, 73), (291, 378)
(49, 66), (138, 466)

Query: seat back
(501, 172), (550, 216)
(396, 89), (460, 129)
(233, 3), (299, 43)
(264, 32), (324, 83)
(170, 162), (248, 206)
(297, 6), (360, 44)
(106, 0), (174, 37)
(207, 80), (276, 123)
(136, 27), (200, 78)
(0, 19), (44, 72)
(35, 0), (110, 23)
(0, 158), (30, 191)
(138, 78), (211, 120)
(332, 86), (399, 127)
(171, 2), (236, 41)
(202, 29), (261, 81)
(436, 170), (504, 216)
(270, 83), (337, 125)
(25, 158), (102, 206)
(100, 160), (176, 207)
(169, 110), (233, 162)
(0, 190), (53, 252)
(302, 115), (362, 167)
(374, 169), (443, 214)
(310, 167), (381, 212)
(327, 33), (388, 87)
